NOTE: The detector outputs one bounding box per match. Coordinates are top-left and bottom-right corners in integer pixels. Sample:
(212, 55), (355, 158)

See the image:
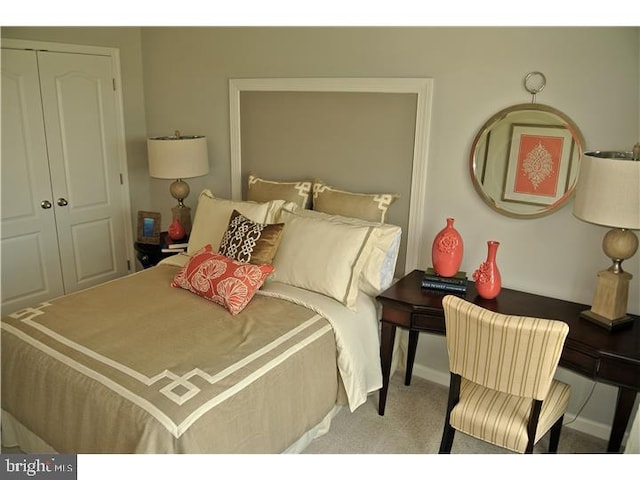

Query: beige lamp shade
(573, 151), (640, 230)
(147, 134), (209, 180)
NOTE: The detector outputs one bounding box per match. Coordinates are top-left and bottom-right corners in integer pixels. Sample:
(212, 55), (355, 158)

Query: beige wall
(2, 26), (639, 443)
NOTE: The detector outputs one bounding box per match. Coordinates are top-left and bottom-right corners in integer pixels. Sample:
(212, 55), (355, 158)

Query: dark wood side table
(377, 269), (640, 453)
(134, 232), (188, 268)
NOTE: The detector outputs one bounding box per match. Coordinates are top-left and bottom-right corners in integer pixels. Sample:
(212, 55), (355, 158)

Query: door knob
(57, 198), (69, 207)
(41, 200), (52, 209)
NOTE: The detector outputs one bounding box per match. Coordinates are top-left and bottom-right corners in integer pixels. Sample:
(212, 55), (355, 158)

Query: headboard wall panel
(239, 91), (417, 195)
(229, 78), (433, 276)
(239, 90), (416, 273)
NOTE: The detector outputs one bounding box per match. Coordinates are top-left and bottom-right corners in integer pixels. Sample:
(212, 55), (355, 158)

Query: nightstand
(134, 232), (188, 268)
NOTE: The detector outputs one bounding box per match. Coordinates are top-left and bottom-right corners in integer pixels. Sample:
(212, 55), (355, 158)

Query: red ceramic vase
(473, 240), (502, 299)
(168, 217), (186, 241)
(431, 218), (463, 277)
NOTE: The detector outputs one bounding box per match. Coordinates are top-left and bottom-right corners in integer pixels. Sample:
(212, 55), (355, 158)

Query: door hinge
(112, 78), (116, 91)
(119, 173), (123, 185)
(127, 259), (131, 271)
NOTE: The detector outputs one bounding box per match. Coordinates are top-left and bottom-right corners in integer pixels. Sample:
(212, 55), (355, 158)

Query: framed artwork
(502, 124), (574, 206)
(137, 211), (161, 244)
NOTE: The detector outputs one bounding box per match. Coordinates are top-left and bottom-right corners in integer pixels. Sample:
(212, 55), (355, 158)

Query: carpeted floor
(1, 372), (612, 456)
(302, 372), (609, 454)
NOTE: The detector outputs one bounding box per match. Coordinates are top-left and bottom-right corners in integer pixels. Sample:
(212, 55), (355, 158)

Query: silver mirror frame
(470, 103), (586, 219)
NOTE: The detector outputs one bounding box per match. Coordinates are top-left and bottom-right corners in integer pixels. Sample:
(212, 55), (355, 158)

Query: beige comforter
(2, 265), (348, 453)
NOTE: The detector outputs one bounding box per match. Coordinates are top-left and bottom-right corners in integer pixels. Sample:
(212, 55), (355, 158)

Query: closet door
(37, 51), (129, 293)
(1, 49), (65, 315)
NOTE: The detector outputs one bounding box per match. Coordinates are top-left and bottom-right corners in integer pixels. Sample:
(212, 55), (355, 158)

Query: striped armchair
(439, 295), (571, 453)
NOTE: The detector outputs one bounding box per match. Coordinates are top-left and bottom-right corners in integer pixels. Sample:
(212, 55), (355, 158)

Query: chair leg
(439, 424), (455, 453)
(525, 400), (543, 453)
(548, 415), (564, 453)
(438, 373), (461, 454)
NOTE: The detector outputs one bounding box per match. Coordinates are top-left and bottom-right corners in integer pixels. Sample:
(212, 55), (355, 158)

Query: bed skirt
(1, 406), (342, 454)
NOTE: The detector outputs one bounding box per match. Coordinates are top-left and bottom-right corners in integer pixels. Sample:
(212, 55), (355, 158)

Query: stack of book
(161, 233), (189, 254)
(421, 268), (468, 294)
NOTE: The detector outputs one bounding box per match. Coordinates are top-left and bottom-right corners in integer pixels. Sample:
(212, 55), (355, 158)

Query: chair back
(442, 295), (569, 400)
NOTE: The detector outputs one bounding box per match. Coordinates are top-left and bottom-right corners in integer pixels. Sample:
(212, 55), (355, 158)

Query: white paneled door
(1, 49), (65, 312)
(1, 46), (131, 316)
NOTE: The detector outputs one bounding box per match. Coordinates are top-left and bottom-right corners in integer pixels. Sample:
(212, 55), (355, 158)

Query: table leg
(379, 321), (396, 416)
(405, 330), (419, 386)
(608, 387), (637, 453)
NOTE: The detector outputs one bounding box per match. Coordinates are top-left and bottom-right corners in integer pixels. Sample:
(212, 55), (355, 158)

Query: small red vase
(431, 218), (463, 277)
(473, 240), (502, 299)
(168, 217), (186, 241)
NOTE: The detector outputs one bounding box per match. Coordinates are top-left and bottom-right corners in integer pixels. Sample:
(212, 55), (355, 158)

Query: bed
(1, 78), (434, 454)
(1, 186), (404, 453)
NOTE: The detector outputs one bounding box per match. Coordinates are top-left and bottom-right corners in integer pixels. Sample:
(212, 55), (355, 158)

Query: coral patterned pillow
(171, 245), (274, 315)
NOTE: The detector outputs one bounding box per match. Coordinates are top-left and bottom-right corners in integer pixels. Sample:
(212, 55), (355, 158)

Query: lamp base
(579, 309), (634, 331)
(581, 268), (633, 331)
(170, 179), (190, 206)
(591, 269), (631, 319)
(172, 205), (192, 235)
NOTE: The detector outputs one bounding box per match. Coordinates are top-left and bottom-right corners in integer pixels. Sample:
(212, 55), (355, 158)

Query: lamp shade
(147, 134), (209, 179)
(573, 151), (640, 230)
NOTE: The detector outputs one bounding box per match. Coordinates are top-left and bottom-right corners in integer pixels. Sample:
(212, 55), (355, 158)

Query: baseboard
(410, 363), (614, 443)
(411, 363), (450, 388)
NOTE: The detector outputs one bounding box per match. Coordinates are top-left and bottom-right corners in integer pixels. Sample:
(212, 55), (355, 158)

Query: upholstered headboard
(229, 78), (433, 276)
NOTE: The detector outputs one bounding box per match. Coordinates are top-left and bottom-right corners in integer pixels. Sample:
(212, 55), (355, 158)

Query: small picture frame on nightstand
(137, 211), (161, 244)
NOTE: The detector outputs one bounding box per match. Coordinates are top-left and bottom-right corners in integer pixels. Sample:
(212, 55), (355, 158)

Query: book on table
(421, 280), (467, 293)
(160, 232), (188, 253)
(167, 242), (189, 249)
(421, 268), (468, 293)
(161, 248), (185, 254)
(423, 268), (467, 284)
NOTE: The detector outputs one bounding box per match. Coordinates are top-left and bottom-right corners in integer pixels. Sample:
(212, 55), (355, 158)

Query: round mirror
(470, 103), (585, 218)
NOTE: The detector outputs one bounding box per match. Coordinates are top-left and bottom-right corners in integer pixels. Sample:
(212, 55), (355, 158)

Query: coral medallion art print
(503, 124), (575, 206)
(514, 135), (563, 196)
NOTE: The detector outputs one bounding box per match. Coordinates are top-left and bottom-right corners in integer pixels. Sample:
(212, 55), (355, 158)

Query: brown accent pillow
(218, 210), (284, 265)
(312, 180), (399, 223)
(247, 174), (312, 208)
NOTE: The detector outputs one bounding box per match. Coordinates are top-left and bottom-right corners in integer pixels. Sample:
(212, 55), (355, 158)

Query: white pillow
(270, 208), (375, 309)
(187, 189), (286, 254)
(363, 225), (401, 296)
(278, 206), (402, 296)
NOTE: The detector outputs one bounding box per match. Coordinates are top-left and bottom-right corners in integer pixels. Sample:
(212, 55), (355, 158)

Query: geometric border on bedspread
(2, 303), (331, 438)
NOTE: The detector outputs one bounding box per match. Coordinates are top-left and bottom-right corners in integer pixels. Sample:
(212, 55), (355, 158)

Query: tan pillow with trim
(312, 179), (399, 223)
(247, 174), (312, 208)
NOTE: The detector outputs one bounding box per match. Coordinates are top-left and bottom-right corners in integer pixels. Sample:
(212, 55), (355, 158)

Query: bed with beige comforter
(1, 263), (382, 453)
(2, 186), (404, 454)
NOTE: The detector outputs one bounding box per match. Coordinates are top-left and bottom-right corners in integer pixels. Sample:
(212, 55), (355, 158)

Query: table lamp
(572, 146), (640, 331)
(147, 131), (209, 234)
